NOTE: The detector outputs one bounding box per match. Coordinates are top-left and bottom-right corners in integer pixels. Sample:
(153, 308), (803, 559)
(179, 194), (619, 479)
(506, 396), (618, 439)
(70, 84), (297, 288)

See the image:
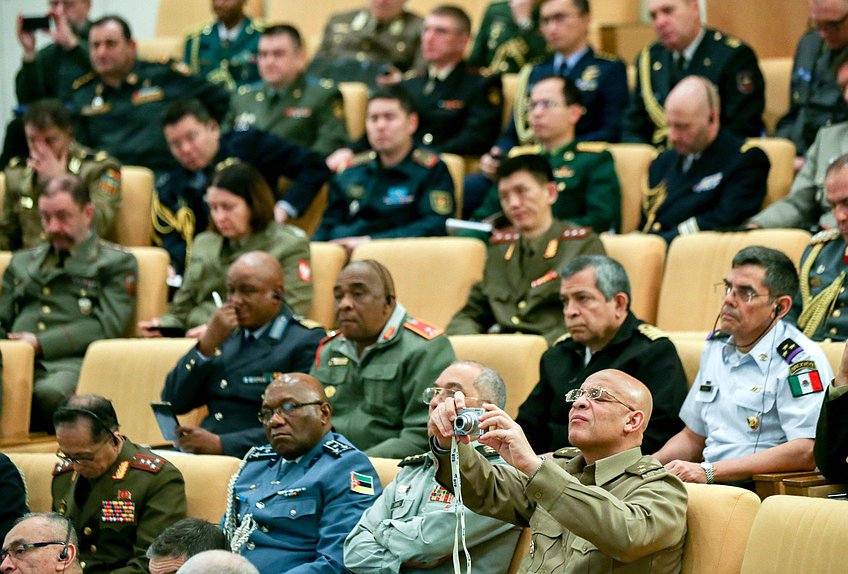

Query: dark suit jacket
(815, 388), (848, 482)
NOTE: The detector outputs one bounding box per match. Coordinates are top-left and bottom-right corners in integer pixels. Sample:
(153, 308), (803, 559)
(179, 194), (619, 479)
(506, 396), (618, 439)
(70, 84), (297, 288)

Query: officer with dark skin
(469, 0), (548, 74)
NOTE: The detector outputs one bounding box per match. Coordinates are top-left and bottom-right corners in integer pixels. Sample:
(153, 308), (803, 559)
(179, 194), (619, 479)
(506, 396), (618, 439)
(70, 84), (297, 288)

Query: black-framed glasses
(714, 281), (770, 304)
(565, 387), (635, 411)
(1, 541), (66, 562)
(421, 387), (482, 405)
(55, 435), (112, 464)
(816, 12), (848, 32)
(258, 402), (324, 424)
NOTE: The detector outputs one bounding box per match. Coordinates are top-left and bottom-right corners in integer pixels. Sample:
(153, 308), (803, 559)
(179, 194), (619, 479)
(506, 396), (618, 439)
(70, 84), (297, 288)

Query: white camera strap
(450, 436), (472, 574)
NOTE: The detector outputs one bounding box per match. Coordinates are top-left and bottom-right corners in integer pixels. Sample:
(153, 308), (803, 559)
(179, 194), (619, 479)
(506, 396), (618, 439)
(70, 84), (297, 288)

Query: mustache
(721, 306), (739, 320)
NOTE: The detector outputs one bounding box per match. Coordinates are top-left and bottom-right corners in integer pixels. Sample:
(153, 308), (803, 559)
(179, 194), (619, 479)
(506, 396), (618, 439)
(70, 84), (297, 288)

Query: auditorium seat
(116, 166), (154, 247)
(449, 334), (547, 418)
(6, 454), (55, 512)
(599, 233), (666, 324)
(287, 184), (328, 238)
(507, 528), (532, 574)
(308, 241), (347, 329)
(338, 82), (369, 141)
(501, 74), (519, 129)
(440, 153), (465, 217)
(137, 37), (184, 62)
(369, 457), (403, 487)
(0, 341), (35, 440)
(127, 247), (170, 337)
(351, 237), (486, 329)
(156, 0), (264, 37)
(606, 143), (656, 233)
(760, 57), (793, 137)
(667, 334), (707, 388)
(745, 137), (796, 209)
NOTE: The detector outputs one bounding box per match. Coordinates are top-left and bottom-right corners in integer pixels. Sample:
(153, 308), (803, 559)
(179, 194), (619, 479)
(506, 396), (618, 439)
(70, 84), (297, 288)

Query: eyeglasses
(815, 12), (848, 32)
(56, 436), (112, 464)
(540, 11), (576, 26)
(565, 387), (635, 411)
(0, 541), (66, 562)
(258, 401), (324, 424)
(715, 281), (770, 304)
(528, 99), (567, 112)
(421, 387), (482, 405)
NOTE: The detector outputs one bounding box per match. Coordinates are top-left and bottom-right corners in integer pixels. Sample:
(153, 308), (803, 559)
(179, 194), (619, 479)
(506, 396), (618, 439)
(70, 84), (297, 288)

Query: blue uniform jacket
(161, 308), (326, 458)
(224, 433), (382, 573)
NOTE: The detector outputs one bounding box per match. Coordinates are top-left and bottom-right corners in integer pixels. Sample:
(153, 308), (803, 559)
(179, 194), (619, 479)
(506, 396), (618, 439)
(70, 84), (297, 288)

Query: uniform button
(214, 412), (224, 421)
(246, 542), (255, 551)
(42, 305), (51, 314)
(834, 310), (842, 318)
(220, 379), (228, 389)
(517, 301), (527, 310)
(256, 501), (265, 509)
(42, 286), (51, 295)
(841, 287), (846, 294)
(529, 541), (535, 556)
(652, 222), (661, 231)
(90, 545), (97, 553)
(422, 133), (433, 144)
(83, 527), (92, 536)
(511, 316), (520, 325)
(534, 491), (542, 500)
(260, 526), (269, 533)
(250, 484), (257, 489)
(830, 328), (838, 335)
(37, 321), (46, 331)
(290, 508), (297, 517)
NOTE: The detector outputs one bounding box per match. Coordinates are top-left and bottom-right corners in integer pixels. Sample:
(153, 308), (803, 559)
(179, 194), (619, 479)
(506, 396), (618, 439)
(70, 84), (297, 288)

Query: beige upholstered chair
(760, 57), (793, 136)
(507, 528), (533, 574)
(668, 334), (707, 388)
(369, 457), (403, 487)
(308, 241), (347, 329)
(819, 341), (844, 375)
(449, 334), (548, 418)
(440, 153), (465, 217)
(338, 82), (369, 141)
(116, 166), (154, 247)
(606, 143), (656, 233)
(288, 184), (329, 238)
(126, 247), (170, 337)
(600, 233), (666, 324)
(745, 137), (796, 209)
(501, 74), (519, 129)
(165, 453), (241, 522)
(156, 0), (264, 36)
(137, 37), (184, 62)
(6, 453), (55, 512)
(0, 341), (35, 440)
(351, 238), (487, 329)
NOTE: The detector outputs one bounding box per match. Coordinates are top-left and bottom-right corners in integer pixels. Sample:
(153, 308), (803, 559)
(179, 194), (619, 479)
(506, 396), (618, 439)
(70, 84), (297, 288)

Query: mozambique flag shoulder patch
(350, 471), (375, 495)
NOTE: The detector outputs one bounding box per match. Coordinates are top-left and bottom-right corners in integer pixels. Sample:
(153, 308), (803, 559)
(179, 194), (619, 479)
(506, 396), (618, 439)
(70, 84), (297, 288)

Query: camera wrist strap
(451, 436), (472, 574)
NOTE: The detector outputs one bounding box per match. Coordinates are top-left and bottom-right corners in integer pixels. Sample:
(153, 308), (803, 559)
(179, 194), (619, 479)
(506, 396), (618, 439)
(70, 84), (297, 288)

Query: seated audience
(344, 360), (521, 573)
(429, 369), (688, 572)
(1, 98), (121, 250)
(312, 260), (456, 457)
(0, 455), (28, 542)
(177, 550), (259, 574)
(655, 247), (832, 486)
(53, 395), (186, 573)
(517, 255), (688, 455)
(640, 76), (769, 242)
(161, 252), (324, 458)
(184, 0), (261, 91)
(623, 0), (763, 146)
(222, 374), (380, 573)
(229, 25), (348, 158)
(1, 513), (83, 574)
(143, 161), (313, 335)
(0, 174), (136, 431)
(147, 518), (229, 574)
(313, 86), (455, 253)
(468, 0), (547, 74)
(447, 154), (604, 345)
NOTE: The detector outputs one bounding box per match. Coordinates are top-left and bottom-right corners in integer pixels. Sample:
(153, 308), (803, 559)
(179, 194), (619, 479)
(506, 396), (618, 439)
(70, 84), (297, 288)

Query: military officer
(223, 374), (380, 573)
(789, 155), (848, 341)
(448, 155), (605, 345)
(52, 395), (187, 574)
(312, 260), (456, 458)
(656, 247), (832, 486)
(468, 0), (548, 74)
(516, 255), (688, 455)
(1, 514), (83, 574)
(623, 0), (764, 147)
(640, 77), (769, 243)
(71, 16), (230, 174)
(344, 361), (521, 574)
(161, 253), (325, 459)
(0, 454), (28, 542)
(307, 0), (424, 85)
(429, 369), (688, 573)
(814, 333), (848, 482)
(0, 175), (136, 431)
(1, 99), (121, 251)
(228, 24), (348, 158)
(184, 0), (262, 91)
(313, 86), (455, 249)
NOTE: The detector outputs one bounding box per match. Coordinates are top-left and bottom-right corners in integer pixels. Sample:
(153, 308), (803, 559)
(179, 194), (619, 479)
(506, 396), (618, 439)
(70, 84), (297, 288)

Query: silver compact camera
(454, 408), (486, 436)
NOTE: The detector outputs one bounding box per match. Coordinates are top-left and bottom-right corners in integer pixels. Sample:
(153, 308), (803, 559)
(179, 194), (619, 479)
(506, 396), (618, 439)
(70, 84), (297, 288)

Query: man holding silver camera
(428, 369), (688, 573)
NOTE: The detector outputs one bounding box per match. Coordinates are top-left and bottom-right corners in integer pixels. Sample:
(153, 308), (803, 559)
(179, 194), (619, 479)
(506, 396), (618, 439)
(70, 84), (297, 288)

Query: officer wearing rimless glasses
(1, 513), (83, 574)
(51, 394), (186, 574)
(655, 246), (833, 488)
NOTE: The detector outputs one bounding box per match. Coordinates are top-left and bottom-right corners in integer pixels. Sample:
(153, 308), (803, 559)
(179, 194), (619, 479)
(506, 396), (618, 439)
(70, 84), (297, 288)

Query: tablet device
(150, 401), (180, 442)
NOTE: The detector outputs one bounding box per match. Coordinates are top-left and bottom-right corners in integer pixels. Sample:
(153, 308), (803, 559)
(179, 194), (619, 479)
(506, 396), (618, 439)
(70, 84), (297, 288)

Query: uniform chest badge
(746, 415), (759, 431)
(285, 107), (312, 119)
(350, 472), (375, 495)
(693, 173), (723, 193)
(553, 166), (574, 179)
(78, 297), (93, 315)
(787, 360), (823, 397)
(429, 484), (454, 504)
(384, 186), (414, 206)
(531, 270), (558, 288)
(233, 112), (256, 131)
(20, 196), (34, 210)
(438, 100), (465, 110)
(101, 499), (135, 522)
(576, 66), (599, 91)
(131, 86), (164, 105)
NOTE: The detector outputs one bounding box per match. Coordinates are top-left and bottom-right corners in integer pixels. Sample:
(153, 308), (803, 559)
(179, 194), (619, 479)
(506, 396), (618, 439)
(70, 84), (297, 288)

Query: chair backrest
(507, 528), (533, 574)
(760, 57), (793, 136)
(137, 37), (184, 62)
(127, 247), (170, 336)
(166, 453), (241, 522)
(156, 0), (264, 36)
(6, 453), (56, 513)
(116, 166), (154, 247)
(607, 143), (656, 233)
(0, 341), (35, 440)
(308, 242), (347, 329)
(599, 233), (666, 324)
(448, 334), (548, 417)
(351, 237), (487, 329)
(740, 495), (848, 574)
(668, 333), (708, 388)
(818, 341), (844, 376)
(682, 483), (761, 574)
(338, 82), (369, 141)
(656, 230), (812, 331)
(76, 339), (198, 447)
(745, 137), (796, 209)
(501, 73), (519, 129)
(369, 457), (403, 487)
(287, 184), (329, 238)
(440, 153), (465, 217)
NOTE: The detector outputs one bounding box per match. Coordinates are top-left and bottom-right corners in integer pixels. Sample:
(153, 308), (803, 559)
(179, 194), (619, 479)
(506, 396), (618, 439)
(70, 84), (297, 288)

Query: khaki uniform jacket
(52, 439), (187, 574)
(435, 443), (688, 574)
(1, 142), (122, 250)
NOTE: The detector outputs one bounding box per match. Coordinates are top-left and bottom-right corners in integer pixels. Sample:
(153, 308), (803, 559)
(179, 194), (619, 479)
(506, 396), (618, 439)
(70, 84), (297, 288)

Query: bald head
(177, 550), (259, 574)
(230, 251), (284, 290)
(665, 76), (720, 156)
(589, 369), (653, 427)
(226, 251), (284, 329)
(267, 373), (328, 403)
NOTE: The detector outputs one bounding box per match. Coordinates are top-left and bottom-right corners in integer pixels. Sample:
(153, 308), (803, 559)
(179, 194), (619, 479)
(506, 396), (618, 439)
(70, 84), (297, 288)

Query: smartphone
(22, 16), (51, 32)
(147, 326), (186, 337)
(150, 401), (181, 442)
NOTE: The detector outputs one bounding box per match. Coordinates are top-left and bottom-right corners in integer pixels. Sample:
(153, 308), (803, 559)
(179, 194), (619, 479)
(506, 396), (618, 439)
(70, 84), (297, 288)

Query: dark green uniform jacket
(790, 229), (848, 342)
(184, 18), (262, 90)
(468, 0), (548, 74)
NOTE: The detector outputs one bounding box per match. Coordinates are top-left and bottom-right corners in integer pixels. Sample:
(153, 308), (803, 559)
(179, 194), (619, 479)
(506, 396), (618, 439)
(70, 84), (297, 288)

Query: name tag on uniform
(384, 186), (414, 206)
(328, 357), (349, 366)
(285, 107), (312, 118)
(132, 86), (164, 105)
(243, 372), (284, 385)
(438, 100), (464, 110)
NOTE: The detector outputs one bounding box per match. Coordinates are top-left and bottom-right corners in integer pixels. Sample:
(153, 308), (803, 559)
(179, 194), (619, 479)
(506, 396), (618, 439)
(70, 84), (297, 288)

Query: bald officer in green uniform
(448, 155), (605, 346)
(469, 0), (548, 74)
(184, 0), (262, 91)
(0, 175), (136, 431)
(428, 369), (688, 574)
(312, 260), (456, 459)
(1, 99), (121, 251)
(228, 24), (348, 158)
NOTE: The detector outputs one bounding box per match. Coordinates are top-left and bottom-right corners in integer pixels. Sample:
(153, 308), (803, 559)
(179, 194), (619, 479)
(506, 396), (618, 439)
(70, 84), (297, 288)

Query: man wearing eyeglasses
(428, 368), (688, 573)
(52, 394), (186, 574)
(344, 361), (521, 573)
(223, 373), (380, 573)
(655, 246), (833, 487)
(161, 252), (325, 458)
(1, 513), (83, 574)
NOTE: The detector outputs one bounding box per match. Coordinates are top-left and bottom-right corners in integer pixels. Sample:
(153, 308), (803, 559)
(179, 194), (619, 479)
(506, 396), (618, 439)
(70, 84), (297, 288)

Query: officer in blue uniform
(162, 253), (325, 459)
(222, 373), (381, 573)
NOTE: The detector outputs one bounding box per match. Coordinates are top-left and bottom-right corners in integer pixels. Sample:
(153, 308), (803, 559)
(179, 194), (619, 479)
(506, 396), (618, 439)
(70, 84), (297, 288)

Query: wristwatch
(700, 461), (715, 484)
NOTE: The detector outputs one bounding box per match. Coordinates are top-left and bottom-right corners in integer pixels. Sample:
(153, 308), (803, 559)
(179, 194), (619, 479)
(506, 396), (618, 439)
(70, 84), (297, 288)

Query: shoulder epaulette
(412, 148), (438, 168)
(777, 337), (804, 364)
(403, 69), (422, 80)
(595, 50), (620, 62)
(342, 151), (376, 172)
(625, 457), (664, 477)
(811, 228), (841, 245)
(293, 315), (324, 330)
(706, 329), (730, 341)
(553, 446), (581, 459)
(249, 19), (267, 33)
(490, 229), (520, 244)
(315, 330), (343, 368)
(7, 157), (22, 168)
(560, 227), (591, 241)
(53, 460), (74, 476)
(97, 238), (129, 252)
(637, 323), (668, 341)
(576, 142), (608, 154)
(72, 71), (97, 89)
(404, 318), (443, 340)
(475, 444), (500, 459)
(553, 332), (572, 346)
(246, 445), (278, 461)
(399, 453), (428, 467)
(724, 35), (742, 49)
(129, 453), (165, 474)
(507, 144), (543, 158)
(171, 61), (192, 76)
(323, 439), (353, 458)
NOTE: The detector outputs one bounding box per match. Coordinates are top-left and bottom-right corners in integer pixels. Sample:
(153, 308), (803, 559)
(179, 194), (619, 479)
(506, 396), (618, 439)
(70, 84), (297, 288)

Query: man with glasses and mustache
(1, 513), (83, 574)
(428, 368), (688, 573)
(51, 394), (186, 574)
(223, 373), (379, 573)
(655, 246), (833, 487)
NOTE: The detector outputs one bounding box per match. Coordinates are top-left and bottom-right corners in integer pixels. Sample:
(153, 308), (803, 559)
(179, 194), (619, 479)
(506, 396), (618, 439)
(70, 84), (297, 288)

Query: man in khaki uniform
(429, 368), (688, 573)
(1, 99), (121, 251)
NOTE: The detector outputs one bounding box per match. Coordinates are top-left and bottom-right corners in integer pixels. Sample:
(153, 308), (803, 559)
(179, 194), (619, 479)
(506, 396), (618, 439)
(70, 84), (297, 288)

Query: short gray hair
(12, 513), (78, 547)
(451, 360), (507, 409)
(176, 550), (259, 574)
(559, 255), (631, 302)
